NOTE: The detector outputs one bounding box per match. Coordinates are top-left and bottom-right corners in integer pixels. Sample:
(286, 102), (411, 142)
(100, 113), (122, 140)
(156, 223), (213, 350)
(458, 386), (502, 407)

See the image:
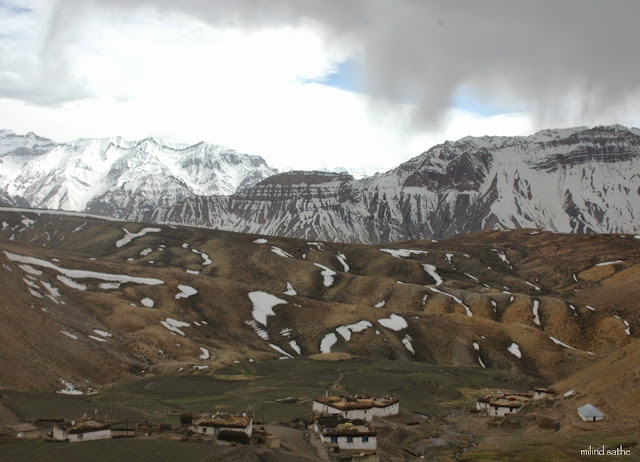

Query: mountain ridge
(1, 125), (639, 243)
(0, 131), (278, 216)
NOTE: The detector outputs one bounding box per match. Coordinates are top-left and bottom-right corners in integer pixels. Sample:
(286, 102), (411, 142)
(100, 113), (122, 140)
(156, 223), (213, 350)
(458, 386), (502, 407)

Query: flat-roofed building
(189, 414), (253, 437)
(53, 419), (111, 442)
(314, 415), (377, 452)
(488, 399), (524, 417)
(313, 395), (399, 421)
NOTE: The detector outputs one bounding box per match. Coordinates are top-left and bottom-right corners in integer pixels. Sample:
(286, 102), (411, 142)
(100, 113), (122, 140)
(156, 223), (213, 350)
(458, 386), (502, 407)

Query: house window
(347, 436), (354, 443)
(363, 436), (369, 442)
(331, 436), (338, 443)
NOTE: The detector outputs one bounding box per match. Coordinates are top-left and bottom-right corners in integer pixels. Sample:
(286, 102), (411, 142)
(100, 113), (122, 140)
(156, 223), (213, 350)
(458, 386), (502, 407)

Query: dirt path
(263, 423), (329, 461)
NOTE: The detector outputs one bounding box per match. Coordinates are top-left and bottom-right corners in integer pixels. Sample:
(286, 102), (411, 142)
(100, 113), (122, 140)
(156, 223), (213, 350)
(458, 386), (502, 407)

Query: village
(474, 386), (605, 425)
(1, 383), (607, 461)
(0, 394), (398, 461)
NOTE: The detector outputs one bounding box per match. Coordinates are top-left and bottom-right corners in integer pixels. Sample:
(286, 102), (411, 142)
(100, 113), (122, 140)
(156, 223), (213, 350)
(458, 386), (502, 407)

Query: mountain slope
(0, 207), (637, 392)
(0, 131), (277, 219)
(158, 125), (640, 243)
(2, 125), (639, 243)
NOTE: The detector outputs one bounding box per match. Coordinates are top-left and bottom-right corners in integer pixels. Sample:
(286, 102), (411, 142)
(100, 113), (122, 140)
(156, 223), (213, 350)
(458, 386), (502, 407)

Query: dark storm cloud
(24, 1), (640, 124)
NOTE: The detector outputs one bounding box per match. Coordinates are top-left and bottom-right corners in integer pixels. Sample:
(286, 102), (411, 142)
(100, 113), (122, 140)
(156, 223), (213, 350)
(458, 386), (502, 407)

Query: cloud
(1, 1), (640, 171)
(43, 0), (640, 127)
(0, 0), (91, 105)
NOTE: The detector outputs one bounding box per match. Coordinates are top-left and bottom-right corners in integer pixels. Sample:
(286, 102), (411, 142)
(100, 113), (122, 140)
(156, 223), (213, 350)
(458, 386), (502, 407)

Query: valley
(0, 207), (638, 460)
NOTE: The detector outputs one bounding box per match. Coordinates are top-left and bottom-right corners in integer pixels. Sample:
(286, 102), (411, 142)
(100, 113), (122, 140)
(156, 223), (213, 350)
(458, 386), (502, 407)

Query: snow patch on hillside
(4, 251), (165, 285)
(116, 228), (161, 247)
(595, 260), (624, 267)
(18, 264), (42, 276)
(192, 249), (211, 265)
(269, 344), (293, 359)
(57, 275), (87, 291)
(199, 347), (210, 360)
(283, 282), (297, 296)
(271, 246), (293, 258)
(314, 263), (336, 287)
(430, 288), (473, 316)
(320, 332), (338, 353)
(336, 321), (372, 341)
(289, 340), (302, 355)
(336, 253), (349, 272)
(161, 318), (190, 336)
(378, 314), (408, 331)
(248, 291), (287, 325)
(525, 281), (541, 291)
(402, 335), (415, 354)
(93, 329), (111, 338)
(422, 264), (443, 286)
(532, 300), (541, 326)
(176, 284), (198, 299)
(507, 343), (522, 358)
(380, 248), (427, 258)
(549, 336), (574, 349)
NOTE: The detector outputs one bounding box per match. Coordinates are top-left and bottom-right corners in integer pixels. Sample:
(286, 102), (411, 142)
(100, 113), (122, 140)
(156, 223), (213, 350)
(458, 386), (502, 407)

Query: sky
(1, 0), (639, 171)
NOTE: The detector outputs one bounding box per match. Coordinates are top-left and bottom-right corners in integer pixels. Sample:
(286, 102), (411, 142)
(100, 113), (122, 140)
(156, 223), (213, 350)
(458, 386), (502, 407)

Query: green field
(0, 439), (229, 462)
(0, 357), (542, 460)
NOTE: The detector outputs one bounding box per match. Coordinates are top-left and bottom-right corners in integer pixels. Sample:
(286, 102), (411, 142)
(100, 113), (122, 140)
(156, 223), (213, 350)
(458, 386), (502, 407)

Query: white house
(577, 404), (605, 422)
(313, 395), (399, 422)
(312, 396), (373, 421)
(368, 397), (400, 418)
(314, 416), (377, 452)
(475, 396), (492, 412)
(53, 419), (111, 442)
(488, 399), (523, 417)
(533, 387), (556, 400)
(189, 414), (253, 437)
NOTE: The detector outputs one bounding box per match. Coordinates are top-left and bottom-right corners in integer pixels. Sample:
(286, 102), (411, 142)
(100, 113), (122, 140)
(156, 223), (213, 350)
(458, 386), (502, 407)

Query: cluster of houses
(4, 384), (606, 460)
(475, 387), (556, 417)
(3, 413), (271, 446)
(311, 394), (400, 459)
(475, 387), (606, 423)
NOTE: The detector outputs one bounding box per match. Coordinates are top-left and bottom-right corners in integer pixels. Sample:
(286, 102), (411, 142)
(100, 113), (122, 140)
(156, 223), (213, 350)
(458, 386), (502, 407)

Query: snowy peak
(0, 131), (277, 215)
(0, 130), (57, 156)
(156, 125), (640, 242)
(1, 125), (639, 243)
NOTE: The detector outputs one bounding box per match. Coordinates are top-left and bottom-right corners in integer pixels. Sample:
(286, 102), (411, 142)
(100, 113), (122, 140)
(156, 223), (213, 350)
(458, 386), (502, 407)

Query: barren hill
(0, 207), (638, 394)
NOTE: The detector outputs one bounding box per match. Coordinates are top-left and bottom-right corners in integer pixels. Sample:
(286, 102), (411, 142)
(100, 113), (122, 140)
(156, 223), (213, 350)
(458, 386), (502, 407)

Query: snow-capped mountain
(0, 131), (277, 218)
(2, 125), (639, 243)
(280, 165), (393, 179)
(153, 125), (640, 242)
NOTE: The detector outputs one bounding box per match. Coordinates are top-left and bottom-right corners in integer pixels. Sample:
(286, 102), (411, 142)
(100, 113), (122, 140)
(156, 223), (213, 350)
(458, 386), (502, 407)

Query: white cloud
(1, 5), (639, 172)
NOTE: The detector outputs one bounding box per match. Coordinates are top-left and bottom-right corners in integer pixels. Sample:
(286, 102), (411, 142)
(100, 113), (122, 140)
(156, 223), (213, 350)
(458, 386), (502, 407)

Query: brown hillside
(0, 210), (638, 392)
